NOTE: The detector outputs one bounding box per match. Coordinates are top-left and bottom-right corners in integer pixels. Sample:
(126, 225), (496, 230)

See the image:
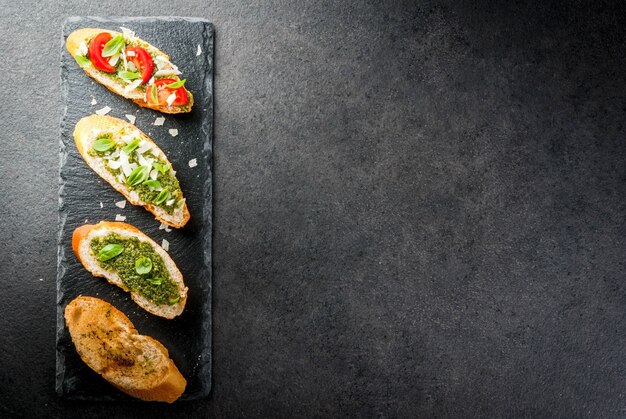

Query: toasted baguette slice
(65, 296), (187, 403)
(73, 221), (188, 319)
(74, 114), (190, 228)
(66, 28), (193, 113)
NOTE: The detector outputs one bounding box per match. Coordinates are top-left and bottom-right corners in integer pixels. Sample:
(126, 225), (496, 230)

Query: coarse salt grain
(188, 158), (198, 168)
(115, 214), (126, 222)
(197, 44), (202, 56)
(161, 239), (169, 251)
(99, 202), (103, 208)
(115, 200), (126, 209)
(90, 96), (97, 106)
(168, 129), (178, 137)
(125, 114), (136, 124)
(154, 117), (165, 126)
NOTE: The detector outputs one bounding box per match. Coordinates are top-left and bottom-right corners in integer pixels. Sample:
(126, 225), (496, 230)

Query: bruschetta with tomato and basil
(74, 114), (190, 228)
(67, 27), (193, 114)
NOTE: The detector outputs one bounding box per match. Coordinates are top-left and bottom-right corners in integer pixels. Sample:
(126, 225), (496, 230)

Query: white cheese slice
(78, 41), (88, 56)
(124, 79), (142, 94)
(108, 159), (122, 170)
(166, 93), (176, 106)
(168, 129), (178, 137)
(107, 54), (120, 67)
(188, 158), (198, 168)
(125, 114), (136, 124)
(137, 142), (153, 154)
(154, 117), (165, 126)
(149, 169), (158, 180)
(154, 69), (181, 77)
(120, 27), (136, 42)
(95, 106), (111, 116)
(126, 50), (136, 57)
(166, 199), (175, 206)
(115, 200), (126, 209)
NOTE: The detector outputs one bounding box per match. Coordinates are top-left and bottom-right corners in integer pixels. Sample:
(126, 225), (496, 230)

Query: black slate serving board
(56, 17), (213, 401)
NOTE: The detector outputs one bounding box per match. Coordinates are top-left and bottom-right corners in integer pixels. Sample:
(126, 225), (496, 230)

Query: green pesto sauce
(87, 132), (182, 215)
(90, 233), (179, 305)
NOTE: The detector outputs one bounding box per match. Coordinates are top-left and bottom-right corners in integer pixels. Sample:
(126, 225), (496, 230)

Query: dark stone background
(0, 1), (624, 418)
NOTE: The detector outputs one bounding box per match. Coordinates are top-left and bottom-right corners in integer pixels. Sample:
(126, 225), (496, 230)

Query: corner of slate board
(57, 17), (213, 401)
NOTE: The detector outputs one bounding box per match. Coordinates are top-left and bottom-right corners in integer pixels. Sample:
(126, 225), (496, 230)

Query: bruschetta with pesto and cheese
(73, 222), (188, 319)
(65, 296), (187, 402)
(67, 27), (193, 113)
(74, 115), (190, 228)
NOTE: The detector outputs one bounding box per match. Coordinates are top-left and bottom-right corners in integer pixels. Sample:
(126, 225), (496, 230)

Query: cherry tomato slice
(88, 32), (116, 73)
(125, 46), (154, 84)
(145, 78), (189, 106)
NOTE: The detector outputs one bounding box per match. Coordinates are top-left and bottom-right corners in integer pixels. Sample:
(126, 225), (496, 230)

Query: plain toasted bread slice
(65, 296), (187, 403)
(66, 28), (193, 114)
(73, 221), (188, 319)
(74, 114), (190, 228)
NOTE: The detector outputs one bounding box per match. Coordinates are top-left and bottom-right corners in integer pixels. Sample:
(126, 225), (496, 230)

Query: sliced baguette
(74, 114), (190, 228)
(73, 221), (187, 319)
(66, 28), (193, 114)
(65, 296), (187, 403)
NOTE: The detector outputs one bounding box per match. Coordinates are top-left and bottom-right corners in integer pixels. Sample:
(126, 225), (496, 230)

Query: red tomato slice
(125, 46), (154, 84)
(88, 32), (116, 73)
(145, 78), (189, 106)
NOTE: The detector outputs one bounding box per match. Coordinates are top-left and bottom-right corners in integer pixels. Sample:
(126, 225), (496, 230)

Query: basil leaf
(122, 138), (141, 154)
(118, 70), (140, 81)
(150, 84), (158, 104)
(74, 54), (92, 68)
(154, 189), (169, 205)
(135, 257), (153, 275)
(98, 243), (124, 261)
(166, 79), (186, 89)
(126, 165), (149, 186)
(168, 295), (180, 305)
(102, 35), (125, 57)
(152, 161), (169, 175)
(92, 137), (115, 152)
(142, 179), (161, 188)
(147, 277), (162, 285)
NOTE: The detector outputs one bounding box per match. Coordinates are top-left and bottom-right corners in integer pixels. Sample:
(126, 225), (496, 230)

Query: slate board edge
(55, 17), (214, 401)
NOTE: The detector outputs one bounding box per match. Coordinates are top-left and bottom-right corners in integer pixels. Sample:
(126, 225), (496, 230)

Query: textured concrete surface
(0, 1), (624, 418)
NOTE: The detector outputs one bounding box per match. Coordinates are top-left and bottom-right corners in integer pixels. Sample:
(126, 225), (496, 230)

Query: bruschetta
(67, 27), (193, 113)
(73, 221), (188, 319)
(74, 114), (190, 228)
(65, 296), (187, 402)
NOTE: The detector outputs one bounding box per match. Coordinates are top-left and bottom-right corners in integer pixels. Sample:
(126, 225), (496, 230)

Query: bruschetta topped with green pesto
(67, 27), (193, 114)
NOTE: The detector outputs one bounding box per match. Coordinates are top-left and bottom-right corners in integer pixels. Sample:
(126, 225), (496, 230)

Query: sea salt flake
(115, 214), (126, 222)
(161, 239), (169, 251)
(115, 200), (126, 209)
(188, 158), (198, 168)
(125, 114), (136, 124)
(154, 117), (165, 126)
(168, 129), (178, 137)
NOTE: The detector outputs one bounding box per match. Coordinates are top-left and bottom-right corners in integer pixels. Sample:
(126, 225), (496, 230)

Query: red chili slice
(145, 78), (189, 106)
(88, 32), (116, 73)
(125, 46), (154, 84)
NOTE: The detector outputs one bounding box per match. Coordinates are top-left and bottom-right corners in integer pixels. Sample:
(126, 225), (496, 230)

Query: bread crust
(72, 221), (187, 319)
(74, 114), (190, 228)
(66, 28), (194, 114)
(65, 296), (187, 403)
